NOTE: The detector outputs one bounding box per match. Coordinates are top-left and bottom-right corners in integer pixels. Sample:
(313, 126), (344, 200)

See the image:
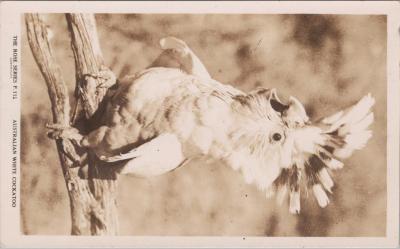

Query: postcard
(0, 1), (399, 248)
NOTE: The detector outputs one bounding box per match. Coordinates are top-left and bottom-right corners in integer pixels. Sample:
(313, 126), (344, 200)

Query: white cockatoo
(49, 37), (375, 214)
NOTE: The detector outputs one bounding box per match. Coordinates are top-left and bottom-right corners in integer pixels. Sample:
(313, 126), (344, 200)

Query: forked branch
(25, 13), (118, 235)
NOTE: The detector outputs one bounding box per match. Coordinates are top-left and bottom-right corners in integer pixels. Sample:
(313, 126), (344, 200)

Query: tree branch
(25, 13), (118, 235)
(66, 14), (108, 118)
(66, 13), (119, 236)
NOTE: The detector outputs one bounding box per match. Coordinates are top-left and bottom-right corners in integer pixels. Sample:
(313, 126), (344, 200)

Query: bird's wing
(95, 66), (238, 176)
(320, 93), (375, 158)
(100, 133), (186, 177)
(270, 94), (375, 213)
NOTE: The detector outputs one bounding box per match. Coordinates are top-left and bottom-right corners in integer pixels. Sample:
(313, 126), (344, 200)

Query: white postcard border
(0, 1), (399, 248)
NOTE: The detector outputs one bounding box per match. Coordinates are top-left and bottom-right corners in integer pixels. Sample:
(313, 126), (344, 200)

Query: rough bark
(25, 13), (118, 235)
(66, 14), (108, 118)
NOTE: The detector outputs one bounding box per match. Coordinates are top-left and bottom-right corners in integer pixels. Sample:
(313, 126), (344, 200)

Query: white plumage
(57, 37), (375, 214)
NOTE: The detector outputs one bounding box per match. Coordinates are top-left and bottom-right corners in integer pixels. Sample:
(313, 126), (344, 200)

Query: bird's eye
(272, 132), (282, 142)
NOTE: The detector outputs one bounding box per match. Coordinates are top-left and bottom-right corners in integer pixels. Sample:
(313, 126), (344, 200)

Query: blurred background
(21, 14), (386, 236)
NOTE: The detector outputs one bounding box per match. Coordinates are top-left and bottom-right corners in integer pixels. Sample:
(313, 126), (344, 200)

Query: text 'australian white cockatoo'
(49, 37), (375, 214)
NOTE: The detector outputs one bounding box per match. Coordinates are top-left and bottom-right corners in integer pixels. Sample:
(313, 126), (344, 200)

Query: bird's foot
(46, 123), (88, 167)
(84, 65), (117, 89)
(46, 123), (83, 144)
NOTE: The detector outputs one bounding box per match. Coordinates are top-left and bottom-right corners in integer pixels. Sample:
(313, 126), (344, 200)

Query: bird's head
(228, 88), (374, 214)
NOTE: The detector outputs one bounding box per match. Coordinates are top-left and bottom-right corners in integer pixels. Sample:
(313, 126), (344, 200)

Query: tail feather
(159, 36), (211, 79)
(160, 37), (190, 55)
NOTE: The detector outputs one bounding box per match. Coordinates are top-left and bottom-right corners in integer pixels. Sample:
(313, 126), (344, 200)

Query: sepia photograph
(21, 12), (385, 236)
(1, 1), (399, 248)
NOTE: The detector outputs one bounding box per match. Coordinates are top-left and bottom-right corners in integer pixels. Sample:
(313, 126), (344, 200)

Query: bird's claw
(46, 123), (87, 168)
(46, 124), (83, 143)
(84, 66), (117, 89)
(46, 123), (69, 130)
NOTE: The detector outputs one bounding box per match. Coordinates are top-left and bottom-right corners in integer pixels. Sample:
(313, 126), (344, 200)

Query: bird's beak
(268, 88), (289, 113)
(270, 88), (280, 101)
(285, 96), (309, 124)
